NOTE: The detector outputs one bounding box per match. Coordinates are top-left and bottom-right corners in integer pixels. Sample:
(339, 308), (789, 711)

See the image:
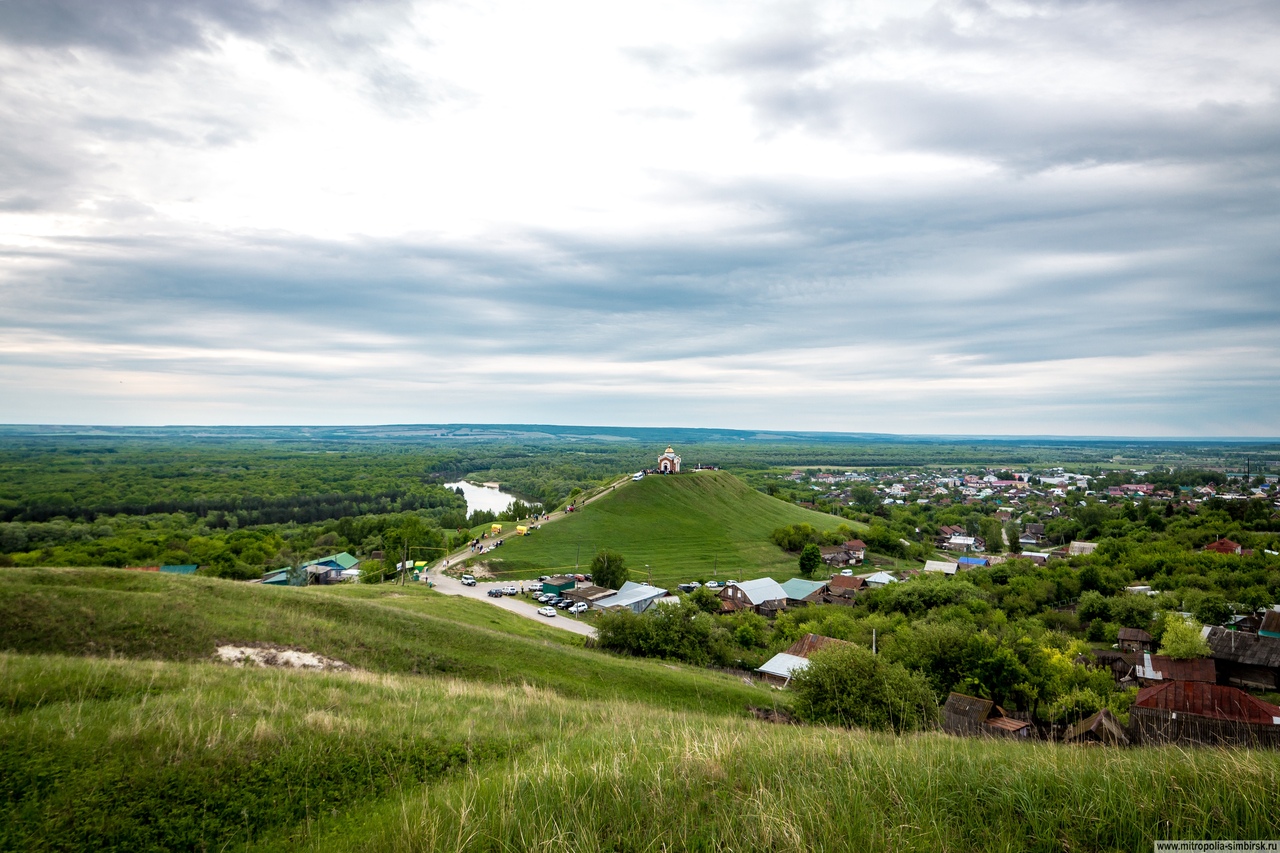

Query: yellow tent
(490, 523), (503, 535)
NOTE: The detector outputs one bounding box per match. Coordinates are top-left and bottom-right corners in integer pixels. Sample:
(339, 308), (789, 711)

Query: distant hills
(1, 422), (1275, 447)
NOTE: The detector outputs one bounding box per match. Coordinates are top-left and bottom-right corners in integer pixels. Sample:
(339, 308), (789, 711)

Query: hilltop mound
(484, 470), (860, 585)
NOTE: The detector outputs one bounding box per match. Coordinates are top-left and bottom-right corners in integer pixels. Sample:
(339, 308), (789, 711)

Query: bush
(771, 524), (821, 552)
(791, 644), (938, 732)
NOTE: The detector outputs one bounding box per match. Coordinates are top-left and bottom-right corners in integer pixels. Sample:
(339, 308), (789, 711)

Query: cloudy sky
(1, 0), (1277, 435)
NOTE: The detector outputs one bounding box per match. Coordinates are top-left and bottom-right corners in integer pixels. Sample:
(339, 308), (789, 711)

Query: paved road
(421, 476), (630, 639)
(430, 571), (598, 638)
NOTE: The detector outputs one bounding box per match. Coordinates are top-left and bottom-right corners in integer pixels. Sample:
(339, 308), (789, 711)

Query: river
(444, 480), (522, 515)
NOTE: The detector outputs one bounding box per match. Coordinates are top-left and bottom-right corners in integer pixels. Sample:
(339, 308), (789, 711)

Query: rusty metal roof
(828, 575), (865, 591)
(783, 633), (850, 659)
(1135, 681), (1280, 725)
(1118, 627), (1153, 643)
(983, 716), (1030, 733)
(1139, 655), (1216, 683)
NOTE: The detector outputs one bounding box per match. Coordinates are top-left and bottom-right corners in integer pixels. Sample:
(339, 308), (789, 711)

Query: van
(840, 568), (854, 577)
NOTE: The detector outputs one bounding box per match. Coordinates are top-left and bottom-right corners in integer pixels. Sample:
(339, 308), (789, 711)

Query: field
(0, 569), (770, 714)
(3, 571), (1280, 851)
(478, 471), (862, 585)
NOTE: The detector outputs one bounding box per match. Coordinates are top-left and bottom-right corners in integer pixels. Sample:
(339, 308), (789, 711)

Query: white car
(703, 581), (720, 589)
(537, 606), (557, 617)
(504, 585), (519, 595)
(569, 602), (588, 614)
(840, 569), (854, 577)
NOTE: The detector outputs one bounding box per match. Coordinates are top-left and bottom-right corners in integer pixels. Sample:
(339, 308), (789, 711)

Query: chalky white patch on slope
(216, 644), (350, 671)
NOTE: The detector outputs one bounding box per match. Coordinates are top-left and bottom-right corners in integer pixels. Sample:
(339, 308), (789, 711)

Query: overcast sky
(1, 0), (1277, 435)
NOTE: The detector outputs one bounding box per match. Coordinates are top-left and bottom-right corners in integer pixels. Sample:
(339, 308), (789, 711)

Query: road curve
(421, 478), (633, 639)
(429, 571), (598, 638)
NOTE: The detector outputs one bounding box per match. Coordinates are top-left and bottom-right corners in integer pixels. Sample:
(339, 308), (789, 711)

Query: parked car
(840, 568), (854, 577)
(487, 588), (504, 597)
(503, 585), (519, 595)
(703, 581), (720, 589)
(538, 575), (551, 581)
(537, 593), (553, 603)
(573, 573), (586, 582)
(569, 602), (588, 614)
(556, 599), (573, 609)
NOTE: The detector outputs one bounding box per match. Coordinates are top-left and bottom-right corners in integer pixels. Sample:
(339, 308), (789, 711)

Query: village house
(1128, 681), (1280, 747)
(563, 584), (614, 607)
(822, 574), (865, 604)
(719, 578), (788, 616)
(1118, 627), (1154, 653)
(592, 580), (668, 614)
(1204, 626), (1280, 691)
(862, 571), (898, 589)
(1203, 538), (1244, 556)
(1063, 708), (1130, 746)
(779, 577), (828, 607)
(755, 633), (849, 687)
(942, 692), (1031, 738)
(923, 559), (959, 576)
(1131, 653), (1216, 687)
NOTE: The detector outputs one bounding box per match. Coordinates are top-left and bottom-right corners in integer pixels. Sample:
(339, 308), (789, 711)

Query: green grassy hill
(4, 568), (1280, 851)
(0, 568), (768, 714)
(481, 470), (860, 585)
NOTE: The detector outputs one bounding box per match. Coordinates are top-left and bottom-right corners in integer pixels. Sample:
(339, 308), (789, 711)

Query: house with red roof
(1129, 681), (1280, 747)
(1204, 538), (1243, 556)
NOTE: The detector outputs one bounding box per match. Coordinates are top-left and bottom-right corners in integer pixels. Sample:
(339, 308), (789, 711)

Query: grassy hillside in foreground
(4, 652), (1280, 852)
(480, 470), (862, 585)
(0, 569), (775, 715)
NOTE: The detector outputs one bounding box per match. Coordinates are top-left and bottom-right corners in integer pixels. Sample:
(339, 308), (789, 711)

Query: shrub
(790, 644), (938, 732)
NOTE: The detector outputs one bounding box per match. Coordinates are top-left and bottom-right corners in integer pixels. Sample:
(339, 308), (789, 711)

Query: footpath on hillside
(423, 475), (631, 638)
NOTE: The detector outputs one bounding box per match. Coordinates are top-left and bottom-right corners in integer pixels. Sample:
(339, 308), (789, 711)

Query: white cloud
(0, 0), (1277, 433)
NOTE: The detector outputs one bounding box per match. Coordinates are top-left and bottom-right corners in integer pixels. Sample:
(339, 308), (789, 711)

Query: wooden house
(1117, 627), (1154, 653)
(942, 692), (1030, 739)
(1204, 626), (1280, 691)
(719, 578), (788, 616)
(755, 634), (850, 688)
(1129, 681), (1280, 747)
(1063, 708), (1129, 746)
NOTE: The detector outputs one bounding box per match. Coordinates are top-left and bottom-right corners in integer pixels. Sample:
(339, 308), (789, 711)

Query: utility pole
(575, 543), (580, 573)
